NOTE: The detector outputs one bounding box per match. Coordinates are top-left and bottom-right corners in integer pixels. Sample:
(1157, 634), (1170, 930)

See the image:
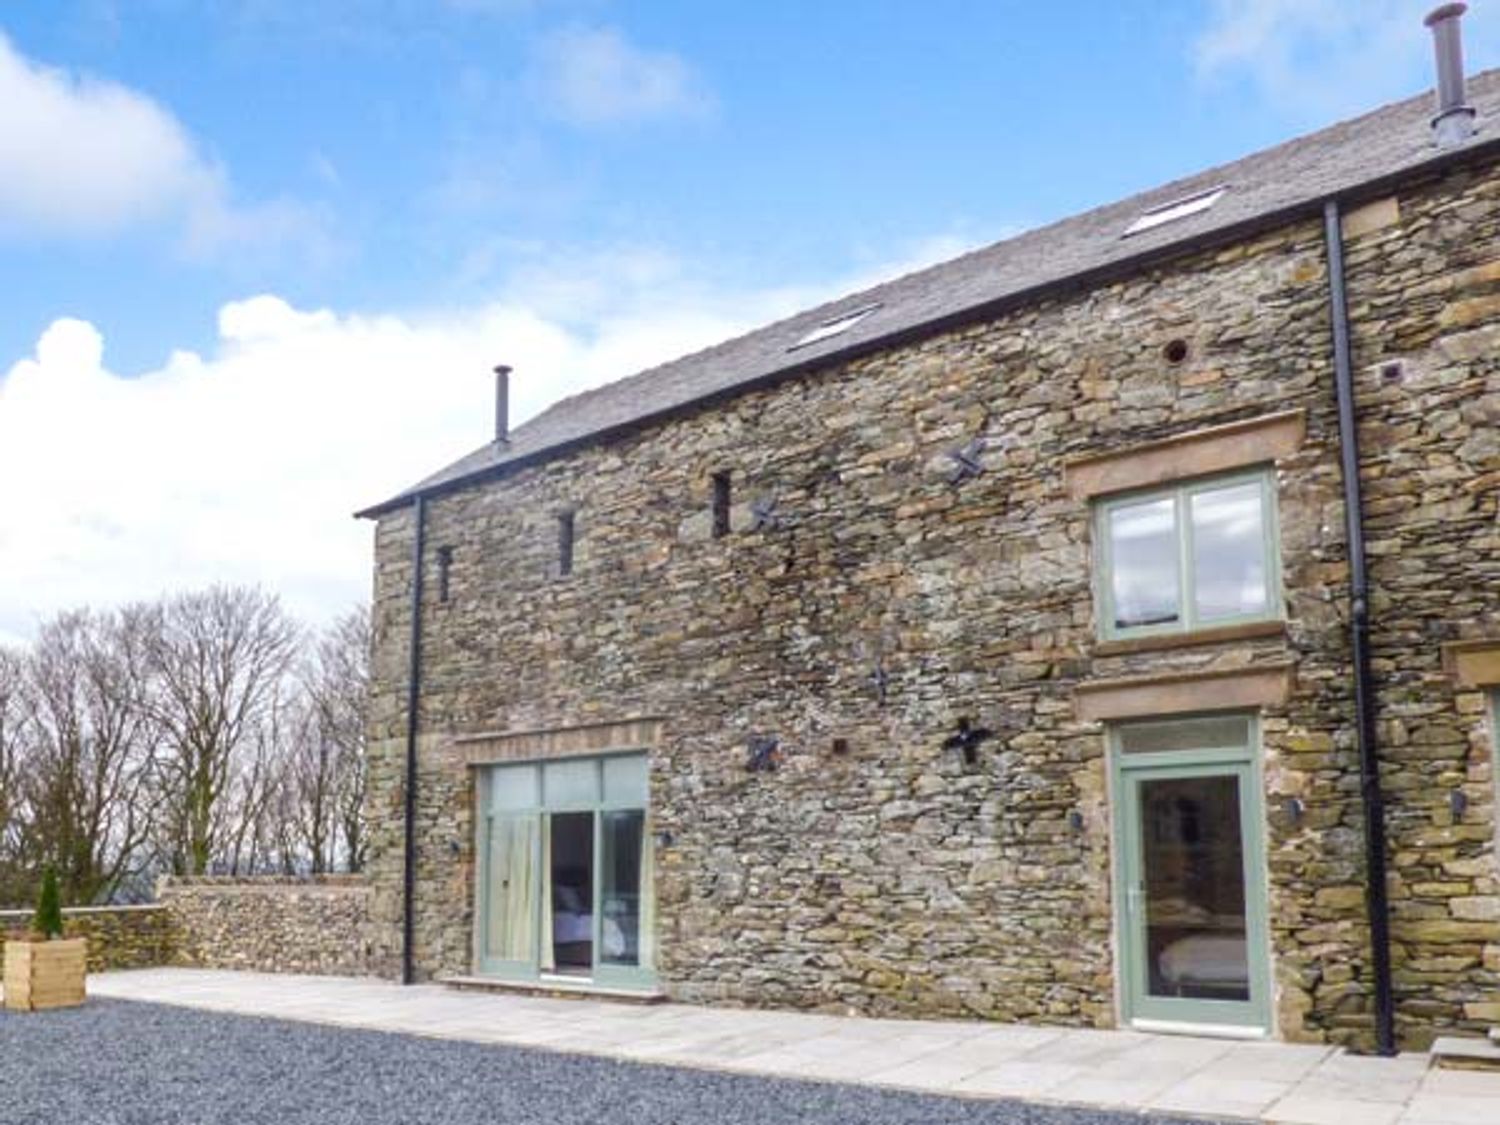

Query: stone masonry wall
(0, 905), (174, 974)
(366, 154), (1500, 1049)
(158, 877), (373, 977)
(1343, 164), (1500, 1045)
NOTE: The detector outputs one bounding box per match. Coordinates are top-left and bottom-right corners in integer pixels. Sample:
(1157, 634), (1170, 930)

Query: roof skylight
(1123, 186), (1227, 237)
(788, 303), (880, 351)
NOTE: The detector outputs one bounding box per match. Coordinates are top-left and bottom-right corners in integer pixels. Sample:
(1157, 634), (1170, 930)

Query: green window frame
(1094, 468), (1283, 641)
(474, 751), (655, 990)
(1109, 713), (1272, 1032)
(1491, 691), (1500, 829)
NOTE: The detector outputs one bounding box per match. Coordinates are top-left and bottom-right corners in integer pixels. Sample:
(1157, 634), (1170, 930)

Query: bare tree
(285, 607), (370, 873)
(142, 587), (299, 876)
(0, 587), (369, 900)
(0, 647), (31, 904)
(13, 609), (157, 905)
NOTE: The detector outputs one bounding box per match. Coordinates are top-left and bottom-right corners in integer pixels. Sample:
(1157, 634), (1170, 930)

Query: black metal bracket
(749, 495), (781, 532)
(941, 717), (995, 766)
(746, 735), (782, 772)
(946, 439), (986, 487)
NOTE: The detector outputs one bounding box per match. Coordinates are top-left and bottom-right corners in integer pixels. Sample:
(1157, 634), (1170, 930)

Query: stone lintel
(460, 717), (664, 766)
(1064, 410), (1306, 501)
(1442, 639), (1500, 687)
(1075, 663), (1295, 722)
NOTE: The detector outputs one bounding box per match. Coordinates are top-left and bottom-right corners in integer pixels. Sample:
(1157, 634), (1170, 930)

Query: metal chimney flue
(1426, 3), (1477, 147)
(493, 364), (512, 445)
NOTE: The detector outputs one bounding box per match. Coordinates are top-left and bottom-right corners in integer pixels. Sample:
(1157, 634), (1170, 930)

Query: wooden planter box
(3, 937), (87, 1012)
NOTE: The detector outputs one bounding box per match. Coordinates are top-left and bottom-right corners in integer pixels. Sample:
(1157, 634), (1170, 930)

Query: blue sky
(0, 0), (1493, 639)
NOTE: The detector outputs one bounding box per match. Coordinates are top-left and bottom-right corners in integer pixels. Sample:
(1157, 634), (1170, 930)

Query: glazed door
(1113, 717), (1270, 1031)
(475, 754), (654, 987)
(477, 764), (541, 979)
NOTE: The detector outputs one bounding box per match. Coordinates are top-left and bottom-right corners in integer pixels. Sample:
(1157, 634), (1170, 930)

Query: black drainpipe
(402, 493), (427, 986)
(1322, 199), (1396, 1056)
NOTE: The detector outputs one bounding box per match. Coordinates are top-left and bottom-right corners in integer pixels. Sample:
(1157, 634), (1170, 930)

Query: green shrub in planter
(33, 868), (64, 940)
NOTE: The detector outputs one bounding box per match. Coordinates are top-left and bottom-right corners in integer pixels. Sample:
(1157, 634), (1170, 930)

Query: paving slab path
(62, 969), (1498, 1124)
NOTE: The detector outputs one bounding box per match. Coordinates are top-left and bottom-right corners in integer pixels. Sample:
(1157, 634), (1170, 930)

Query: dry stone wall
(158, 877), (373, 977)
(0, 905), (173, 974)
(367, 155), (1500, 1049)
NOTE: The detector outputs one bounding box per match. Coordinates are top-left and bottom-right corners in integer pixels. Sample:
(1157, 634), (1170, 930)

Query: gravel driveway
(0, 999), (1226, 1125)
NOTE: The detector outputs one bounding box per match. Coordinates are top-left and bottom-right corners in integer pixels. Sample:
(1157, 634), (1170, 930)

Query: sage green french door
(476, 753), (655, 989)
(1112, 715), (1271, 1031)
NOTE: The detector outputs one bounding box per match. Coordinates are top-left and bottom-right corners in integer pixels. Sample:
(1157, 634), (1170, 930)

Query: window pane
(603, 754), (648, 806)
(1108, 497), (1180, 630)
(1191, 481), (1270, 621)
(1140, 775), (1250, 1002)
(1118, 716), (1250, 755)
(544, 759), (598, 807)
(600, 810), (645, 967)
(489, 764), (538, 811)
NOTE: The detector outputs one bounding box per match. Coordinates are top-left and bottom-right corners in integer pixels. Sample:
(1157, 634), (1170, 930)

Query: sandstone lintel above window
(458, 717), (664, 767)
(1442, 639), (1500, 687)
(1064, 410), (1306, 502)
(1075, 663), (1294, 722)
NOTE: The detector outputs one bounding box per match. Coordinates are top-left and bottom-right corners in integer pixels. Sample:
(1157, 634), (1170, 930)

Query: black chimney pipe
(494, 365), (512, 445)
(1426, 3), (1477, 147)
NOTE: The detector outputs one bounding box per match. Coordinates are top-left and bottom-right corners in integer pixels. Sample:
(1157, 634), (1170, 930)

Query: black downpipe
(1323, 199), (1397, 1056)
(402, 493), (426, 986)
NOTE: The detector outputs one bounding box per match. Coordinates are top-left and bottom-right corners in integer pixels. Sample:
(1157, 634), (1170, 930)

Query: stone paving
(84, 969), (1498, 1124)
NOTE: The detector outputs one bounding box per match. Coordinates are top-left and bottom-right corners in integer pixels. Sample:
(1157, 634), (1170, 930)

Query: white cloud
(530, 25), (713, 126)
(0, 30), (321, 255)
(1193, 0), (1497, 122)
(0, 234), (975, 643)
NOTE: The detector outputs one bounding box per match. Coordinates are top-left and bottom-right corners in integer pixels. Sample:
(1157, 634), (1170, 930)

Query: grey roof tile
(359, 71), (1500, 517)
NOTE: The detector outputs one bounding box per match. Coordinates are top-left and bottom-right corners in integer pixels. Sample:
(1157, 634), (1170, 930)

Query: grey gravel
(0, 999), (1227, 1125)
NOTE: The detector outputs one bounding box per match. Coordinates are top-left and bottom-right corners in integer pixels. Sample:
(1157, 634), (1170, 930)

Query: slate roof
(358, 70), (1500, 518)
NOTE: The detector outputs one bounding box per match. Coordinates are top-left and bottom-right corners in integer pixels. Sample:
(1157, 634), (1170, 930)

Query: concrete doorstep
(48, 969), (1497, 1124)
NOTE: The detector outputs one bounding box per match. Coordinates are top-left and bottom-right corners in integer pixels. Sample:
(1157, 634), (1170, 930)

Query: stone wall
(1343, 167), (1500, 1045)
(366, 153), (1500, 1048)
(158, 877), (373, 977)
(0, 905), (173, 974)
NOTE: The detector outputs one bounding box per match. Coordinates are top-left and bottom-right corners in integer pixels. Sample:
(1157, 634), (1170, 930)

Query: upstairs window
(1096, 470), (1280, 639)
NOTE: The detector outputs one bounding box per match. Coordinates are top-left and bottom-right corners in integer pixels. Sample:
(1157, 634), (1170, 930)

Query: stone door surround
(1075, 663), (1294, 721)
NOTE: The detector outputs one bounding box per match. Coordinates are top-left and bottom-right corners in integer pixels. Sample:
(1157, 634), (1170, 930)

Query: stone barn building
(359, 15), (1500, 1052)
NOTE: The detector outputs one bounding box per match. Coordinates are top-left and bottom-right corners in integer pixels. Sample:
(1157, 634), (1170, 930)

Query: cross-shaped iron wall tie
(941, 717), (996, 767)
(750, 495), (780, 532)
(947, 439), (986, 487)
(746, 735), (782, 773)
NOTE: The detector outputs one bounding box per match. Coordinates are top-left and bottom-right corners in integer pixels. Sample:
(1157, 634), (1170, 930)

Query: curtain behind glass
(539, 815), (555, 971)
(485, 815), (536, 964)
